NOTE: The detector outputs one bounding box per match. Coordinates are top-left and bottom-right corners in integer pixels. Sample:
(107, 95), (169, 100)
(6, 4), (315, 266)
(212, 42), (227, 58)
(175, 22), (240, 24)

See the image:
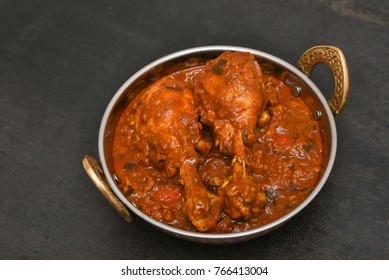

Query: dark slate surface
(1, 0), (388, 259)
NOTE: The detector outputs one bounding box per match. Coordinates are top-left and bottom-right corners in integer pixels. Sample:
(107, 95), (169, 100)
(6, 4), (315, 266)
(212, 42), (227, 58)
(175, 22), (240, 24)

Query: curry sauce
(112, 52), (323, 233)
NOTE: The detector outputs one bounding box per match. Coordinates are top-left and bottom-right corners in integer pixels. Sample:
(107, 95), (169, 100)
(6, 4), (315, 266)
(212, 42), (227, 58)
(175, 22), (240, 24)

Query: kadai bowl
(83, 45), (349, 244)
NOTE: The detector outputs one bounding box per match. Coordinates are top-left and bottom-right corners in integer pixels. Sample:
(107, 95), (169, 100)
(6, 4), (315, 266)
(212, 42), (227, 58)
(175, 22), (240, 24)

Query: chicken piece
(132, 76), (221, 232)
(194, 51), (267, 158)
(194, 51), (268, 219)
(180, 161), (222, 232)
(220, 163), (267, 219)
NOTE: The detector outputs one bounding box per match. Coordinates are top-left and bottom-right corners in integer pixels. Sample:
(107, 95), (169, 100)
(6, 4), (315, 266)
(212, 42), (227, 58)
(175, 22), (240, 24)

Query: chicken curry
(112, 51), (323, 233)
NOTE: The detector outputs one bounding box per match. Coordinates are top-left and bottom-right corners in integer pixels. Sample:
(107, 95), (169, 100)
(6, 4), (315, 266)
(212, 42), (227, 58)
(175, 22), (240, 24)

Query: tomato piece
(151, 185), (183, 203)
(274, 135), (293, 148)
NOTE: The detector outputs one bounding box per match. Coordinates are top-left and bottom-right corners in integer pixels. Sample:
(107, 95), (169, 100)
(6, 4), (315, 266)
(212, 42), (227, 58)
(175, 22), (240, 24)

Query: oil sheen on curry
(112, 51), (323, 233)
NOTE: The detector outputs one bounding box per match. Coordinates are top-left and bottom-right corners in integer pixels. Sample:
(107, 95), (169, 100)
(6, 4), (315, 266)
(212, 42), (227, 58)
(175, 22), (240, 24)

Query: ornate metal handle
(297, 46), (349, 117)
(82, 155), (132, 223)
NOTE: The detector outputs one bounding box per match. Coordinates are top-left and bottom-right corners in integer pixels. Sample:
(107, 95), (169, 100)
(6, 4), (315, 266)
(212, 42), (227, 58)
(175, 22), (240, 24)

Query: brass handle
(297, 46), (349, 117)
(82, 155), (132, 223)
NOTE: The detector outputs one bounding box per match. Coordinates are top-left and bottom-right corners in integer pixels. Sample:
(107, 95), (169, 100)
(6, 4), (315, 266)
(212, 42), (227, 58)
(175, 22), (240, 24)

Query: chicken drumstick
(132, 76), (221, 232)
(194, 52), (268, 219)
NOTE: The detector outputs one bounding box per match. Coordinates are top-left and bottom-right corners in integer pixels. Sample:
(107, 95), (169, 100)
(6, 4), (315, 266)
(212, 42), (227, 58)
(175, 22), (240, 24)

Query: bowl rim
(98, 45), (337, 241)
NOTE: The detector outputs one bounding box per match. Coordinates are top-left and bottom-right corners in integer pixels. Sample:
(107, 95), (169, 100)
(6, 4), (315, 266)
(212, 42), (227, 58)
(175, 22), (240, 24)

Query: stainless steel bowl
(83, 45), (349, 244)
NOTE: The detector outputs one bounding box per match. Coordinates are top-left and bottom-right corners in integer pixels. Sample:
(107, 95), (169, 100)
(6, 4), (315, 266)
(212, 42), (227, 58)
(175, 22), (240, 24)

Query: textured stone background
(1, 0), (388, 259)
